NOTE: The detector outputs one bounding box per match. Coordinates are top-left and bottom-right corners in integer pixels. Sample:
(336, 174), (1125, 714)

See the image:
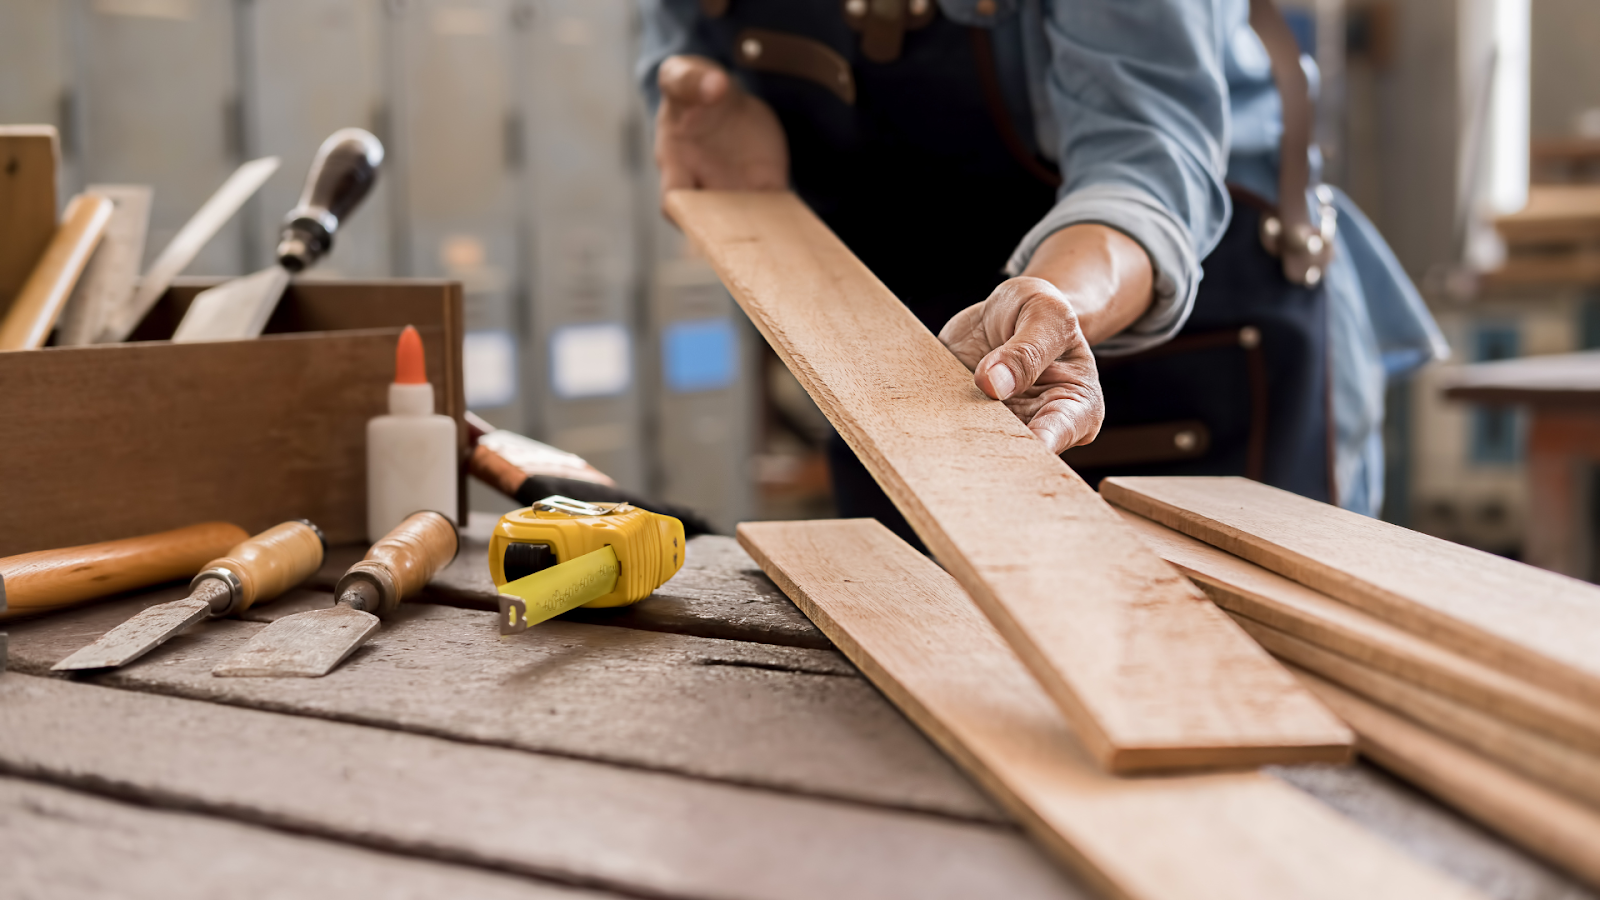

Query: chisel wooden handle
(0, 522), (250, 621)
(335, 511), (458, 614)
(203, 520), (326, 614)
(0, 192), (114, 350)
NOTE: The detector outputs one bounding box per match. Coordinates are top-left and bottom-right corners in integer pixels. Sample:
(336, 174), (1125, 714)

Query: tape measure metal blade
(498, 545), (621, 635)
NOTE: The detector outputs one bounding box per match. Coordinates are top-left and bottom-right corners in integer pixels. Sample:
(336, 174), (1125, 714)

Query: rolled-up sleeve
(1007, 0), (1232, 356)
(636, 0), (714, 113)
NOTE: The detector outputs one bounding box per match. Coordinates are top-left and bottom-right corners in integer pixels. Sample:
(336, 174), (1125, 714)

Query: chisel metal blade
(170, 265), (292, 343)
(51, 596), (212, 671)
(212, 605), (379, 677)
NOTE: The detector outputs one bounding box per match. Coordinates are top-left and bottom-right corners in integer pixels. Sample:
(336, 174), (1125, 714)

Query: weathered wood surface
(1102, 476), (1600, 707)
(1298, 668), (1600, 889)
(1118, 509), (1600, 751)
(671, 189), (1349, 773)
(0, 777), (602, 900)
(4, 591), (999, 822)
(737, 519), (1477, 900)
(0, 675), (1078, 900)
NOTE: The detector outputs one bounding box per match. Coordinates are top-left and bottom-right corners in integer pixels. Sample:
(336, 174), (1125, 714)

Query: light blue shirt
(638, 0), (1447, 515)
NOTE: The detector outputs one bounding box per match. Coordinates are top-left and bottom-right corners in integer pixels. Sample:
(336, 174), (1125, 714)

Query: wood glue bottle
(367, 326), (456, 541)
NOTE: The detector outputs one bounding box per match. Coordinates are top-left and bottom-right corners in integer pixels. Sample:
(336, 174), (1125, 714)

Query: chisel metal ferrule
(190, 568), (242, 616)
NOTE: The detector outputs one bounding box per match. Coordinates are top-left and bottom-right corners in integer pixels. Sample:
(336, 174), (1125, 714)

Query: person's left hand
(939, 276), (1104, 455)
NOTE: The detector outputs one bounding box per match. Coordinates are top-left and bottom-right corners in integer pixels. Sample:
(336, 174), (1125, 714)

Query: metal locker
(243, 0), (391, 277)
(67, 0), (245, 277)
(388, 0), (527, 438)
(518, 0), (645, 489)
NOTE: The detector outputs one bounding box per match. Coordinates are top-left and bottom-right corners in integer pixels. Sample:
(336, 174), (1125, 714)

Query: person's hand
(655, 55), (788, 210)
(939, 276), (1104, 454)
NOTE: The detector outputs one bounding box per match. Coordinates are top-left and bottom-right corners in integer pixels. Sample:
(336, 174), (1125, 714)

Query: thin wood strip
(1101, 476), (1600, 706)
(1240, 619), (1600, 810)
(0, 192), (113, 350)
(0, 675), (1081, 900)
(737, 518), (1477, 900)
(55, 184), (152, 346)
(1293, 667), (1600, 889)
(1115, 508), (1600, 752)
(670, 189), (1349, 773)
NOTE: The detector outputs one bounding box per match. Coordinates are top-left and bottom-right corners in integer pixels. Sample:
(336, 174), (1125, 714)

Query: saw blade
(170, 265), (292, 343)
(51, 596), (212, 671)
(212, 605), (380, 677)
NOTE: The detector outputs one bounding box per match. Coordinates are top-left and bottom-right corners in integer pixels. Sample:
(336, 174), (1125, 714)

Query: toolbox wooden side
(0, 279), (465, 554)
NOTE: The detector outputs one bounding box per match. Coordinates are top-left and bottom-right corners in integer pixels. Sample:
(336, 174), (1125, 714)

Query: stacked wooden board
(1102, 476), (1600, 887)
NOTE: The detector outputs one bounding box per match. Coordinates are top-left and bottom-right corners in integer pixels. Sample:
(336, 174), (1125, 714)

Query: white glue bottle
(367, 325), (457, 541)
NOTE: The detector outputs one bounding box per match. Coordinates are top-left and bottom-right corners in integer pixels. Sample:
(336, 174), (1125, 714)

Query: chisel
(0, 192), (114, 350)
(213, 511), (457, 678)
(97, 156), (280, 343)
(172, 129), (383, 343)
(52, 520), (326, 672)
(0, 522), (249, 622)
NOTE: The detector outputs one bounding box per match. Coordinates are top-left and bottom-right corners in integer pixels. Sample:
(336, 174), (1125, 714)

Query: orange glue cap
(395, 325), (427, 385)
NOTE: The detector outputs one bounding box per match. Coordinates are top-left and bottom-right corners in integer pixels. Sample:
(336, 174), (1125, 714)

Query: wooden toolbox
(0, 278), (466, 554)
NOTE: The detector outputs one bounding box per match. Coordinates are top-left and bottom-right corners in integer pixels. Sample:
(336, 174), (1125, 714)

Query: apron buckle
(1260, 184), (1338, 287)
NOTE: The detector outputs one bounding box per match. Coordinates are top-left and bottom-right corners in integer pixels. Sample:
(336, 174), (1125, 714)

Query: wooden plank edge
(1293, 667), (1600, 890)
(738, 519), (1475, 900)
(1115, 507), (1600, 754)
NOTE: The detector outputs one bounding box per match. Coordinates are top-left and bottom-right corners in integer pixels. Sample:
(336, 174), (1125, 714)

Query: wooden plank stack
(1102, 476), (1600, 887)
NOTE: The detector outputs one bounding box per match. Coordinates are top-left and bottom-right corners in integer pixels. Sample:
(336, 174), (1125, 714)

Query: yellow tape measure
(489, 496), (685, 634)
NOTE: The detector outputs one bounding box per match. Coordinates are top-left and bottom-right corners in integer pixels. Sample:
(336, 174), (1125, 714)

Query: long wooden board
(1295, 668), (1600, 889)
(1117, 509), (1600, 752)
(670, 189), (1349, 773)
(1245, 621), (1600, 810)
(1102, 476), (1600, 706)
(0, 676), (1081, 900)
(2, 592), (999, 822)
(0, 777), (593, 900)
(737, 518), (1476, 900)
(0, 126), (58, 320)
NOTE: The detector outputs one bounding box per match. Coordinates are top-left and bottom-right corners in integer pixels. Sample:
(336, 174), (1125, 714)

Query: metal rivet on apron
(1238, 326), (1261, 349)
(741, 37), (763, 59)
(909, 0), (929, 13)
(847, 0), (868, 15)
(1304, 265), (1323, 287)
(1304, 232), (1325, 256)
(975, 0), (996, 14)
(1173, 430), (1198, 452)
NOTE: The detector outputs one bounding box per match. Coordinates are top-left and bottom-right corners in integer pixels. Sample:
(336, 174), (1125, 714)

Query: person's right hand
(655, 55), (788, 211)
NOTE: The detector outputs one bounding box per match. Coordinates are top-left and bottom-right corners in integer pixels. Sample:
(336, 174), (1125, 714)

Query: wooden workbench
(1, 526), (1592, 899)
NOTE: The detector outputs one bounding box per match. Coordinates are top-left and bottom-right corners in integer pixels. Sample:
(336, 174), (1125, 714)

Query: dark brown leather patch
(734, 28), (856, 104)
(700, 0), (729, 17)
(1061, 420), (1211, 469)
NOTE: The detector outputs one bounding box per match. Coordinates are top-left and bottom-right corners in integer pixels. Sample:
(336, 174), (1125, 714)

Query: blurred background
(2, 0), (1598, 573)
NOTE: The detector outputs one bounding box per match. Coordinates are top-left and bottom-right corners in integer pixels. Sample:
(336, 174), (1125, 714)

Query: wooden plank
(1116, 509), (1600, 752)
(0, 280), (464, 554)
(1101, 476), (1600, 707)
(1296, 668), (1600, 890)
(1441, 351), (1600, 409)
(55, 184), (152, 346)
(1, 777), (597, 900)
(669, 189), (1349, 773)
(0, 126), (58, 320)
(0, 675), (1082, 900)
(1243, 621), (1600, 810)
(737, 518), (1475, 900)
(2, 593), (1001, 822)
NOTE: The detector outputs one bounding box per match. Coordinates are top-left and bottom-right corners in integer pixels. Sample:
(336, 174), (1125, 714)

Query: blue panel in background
(663, 317), (737, 393)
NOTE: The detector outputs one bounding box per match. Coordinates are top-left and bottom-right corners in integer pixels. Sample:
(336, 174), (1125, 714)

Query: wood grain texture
(0, 522), (248, 621)
(2, 594), (1000, 822)
(0, 192), (112, 350)
(55, 184), (151, 346)
(0, 280), (465, 554)
(0, 675), (1078, 900)
(736, 518), (1476, 900)
(0, 777), (603, 900)
(1117, 509), (1600, 752)
(1296, 668), (1600, 889)
(670, 189), (1348, 773)
(1245, 621), (1600, 810)
(0, 126), (58, 321)
(1101, 476), (1600, 707)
